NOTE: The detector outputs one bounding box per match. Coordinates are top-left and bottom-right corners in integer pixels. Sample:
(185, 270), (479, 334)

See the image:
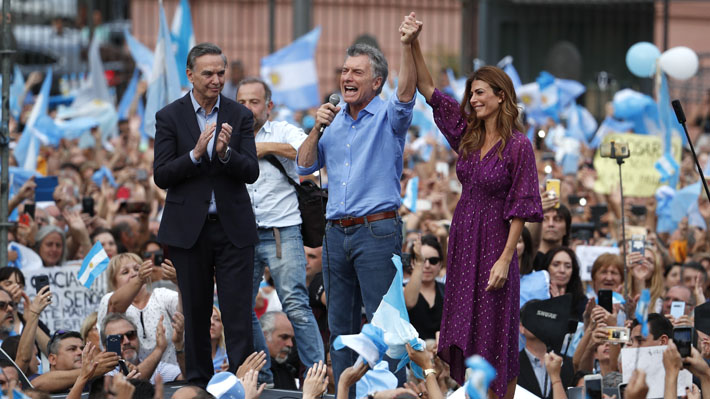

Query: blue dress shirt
(297, 92), (415, 219)
(188, 90), (225, 214)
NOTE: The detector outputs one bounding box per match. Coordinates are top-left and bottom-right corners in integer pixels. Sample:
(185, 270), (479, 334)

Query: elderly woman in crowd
(34, 225), (66, 267)
(96, 252), (180, 365)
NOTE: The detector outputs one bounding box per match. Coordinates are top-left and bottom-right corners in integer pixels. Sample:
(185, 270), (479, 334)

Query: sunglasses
(122, 330), (138, 340)
(423, 257), (441, 266)
(0, 301), (17, 311)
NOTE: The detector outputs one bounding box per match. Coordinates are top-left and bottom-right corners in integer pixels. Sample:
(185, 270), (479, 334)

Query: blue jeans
(323, 215), (403, 395)
(251, 225), (325, 383)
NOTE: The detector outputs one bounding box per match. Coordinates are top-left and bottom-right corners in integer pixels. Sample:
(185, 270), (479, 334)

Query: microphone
(672, 99), (686, 124)
(319, 94), (341, 135)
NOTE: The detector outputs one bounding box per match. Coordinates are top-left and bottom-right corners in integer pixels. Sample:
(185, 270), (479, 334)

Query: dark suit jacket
(518, 350), (574, 399)
(153, 93), (259, 249)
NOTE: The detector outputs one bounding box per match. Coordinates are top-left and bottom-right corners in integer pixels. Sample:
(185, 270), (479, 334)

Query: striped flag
(77, 241), (110, 289)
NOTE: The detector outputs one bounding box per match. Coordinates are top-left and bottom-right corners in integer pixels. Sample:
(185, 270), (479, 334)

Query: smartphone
(670, 301), (686, 319)
(603, 326), (630, 343)
(118, 359), (129, 376)
(82, 197), (95, 217)
(23, 203), (35, 219)
(631, 205), (647, 217)
(598, 289), (613, 313)
(571, 223), (595, 242)
(153, 249), (164, 267)
(618, 383), (627, 399)
(124, 202), (149, 214)
(32, 275), (50, 294)
(106, 334), (122, 356)
(600, 141), (630, 159)
(18, 213), (31, 227)
(135, 169), (148, 181)
(673, 326), (693, 358)
(630, 234), (645, 257)
(568, 195), (581, 206)
(546, 179), (561, 209)
(584, 374), (603, 399)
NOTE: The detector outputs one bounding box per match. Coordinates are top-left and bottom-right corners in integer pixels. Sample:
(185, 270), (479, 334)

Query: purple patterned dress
(428, 89), (543, 396)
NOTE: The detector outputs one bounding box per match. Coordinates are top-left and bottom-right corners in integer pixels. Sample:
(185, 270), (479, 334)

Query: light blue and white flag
(635, 289), (651, 337)
(371, 255), (426, 376)
(464, 355), (497, 399)
(520, 270), (550, 308)
(14, 68), (53, 172)
(446, 68), (467, 102)
(537, 71), (560, 119)
(260, 27), (321, 111)
(10, 65), (25, 120)
(77, 241), (110, 289)
(92, 166), (118, 188)
(170, 0), (195, 89)
(333, 323), (388, 367)
(402, 177), (418, 212)
(655, 185), (676, 234)
(118, 69), (141, 121)
(656, 73), (684, 188)
(590, 116), (634, 149)
(124, 28), (154, 80)
(144, 1), (183, 138)
(356, 361), (397, 399)
(8, 242), (43, 269)
(612, 89), (659, 135)
(497, 56), (522, 90)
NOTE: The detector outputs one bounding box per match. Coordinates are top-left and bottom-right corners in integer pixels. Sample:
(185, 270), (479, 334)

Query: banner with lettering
(593, 133), (681, 197)
(22, 262), (107, 332)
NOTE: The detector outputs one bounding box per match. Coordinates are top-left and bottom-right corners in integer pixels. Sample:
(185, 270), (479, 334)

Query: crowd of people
(3, 8), (710, 399)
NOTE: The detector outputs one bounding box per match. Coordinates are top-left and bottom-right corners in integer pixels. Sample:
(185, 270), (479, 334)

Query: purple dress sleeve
(428, 89), (467, 152)
(503, 132), (544, 222)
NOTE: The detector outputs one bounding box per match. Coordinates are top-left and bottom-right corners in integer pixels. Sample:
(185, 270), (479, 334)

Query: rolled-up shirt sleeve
(387, 91), (416, 138)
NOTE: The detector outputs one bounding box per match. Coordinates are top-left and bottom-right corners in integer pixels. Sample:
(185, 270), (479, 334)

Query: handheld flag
(14, 68), (53, 172)
(207, 372), (245, 399)
(635, 289), (651, 337)
(333, 324), (388, 367)
(77, 241), (110, 289)
(260, 27), (321, 110)
(124, 28), (155, 80)
(170, 0), (196, 89)
(356, 361), (398, 399)
(402, 176), (418, 212)
(464, 355), (496, 399)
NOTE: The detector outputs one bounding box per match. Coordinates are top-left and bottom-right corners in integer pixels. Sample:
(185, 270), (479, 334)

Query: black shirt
(406, 282), (445, 340)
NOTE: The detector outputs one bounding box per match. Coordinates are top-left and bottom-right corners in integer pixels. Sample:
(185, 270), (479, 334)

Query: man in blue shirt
(297, 13), (419, 391)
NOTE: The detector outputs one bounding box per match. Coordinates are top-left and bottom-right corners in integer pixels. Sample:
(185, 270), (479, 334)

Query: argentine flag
(260, 27), (321, 111)
(124, 29), (154, 81)
(144, 1), (182, 138)
(78, 241), (110, 289)
(464, 355), (497, 399)
(171, 0), (196, 89)
(402, 176), (418, 212)
(635, 289), (651, 337)
(14, 68), (53, 172)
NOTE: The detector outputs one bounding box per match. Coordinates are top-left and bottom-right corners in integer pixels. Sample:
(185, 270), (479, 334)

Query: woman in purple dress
(404, 19), (543, 399)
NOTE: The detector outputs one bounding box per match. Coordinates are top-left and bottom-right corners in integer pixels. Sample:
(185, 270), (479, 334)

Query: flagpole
(0, 0), (14, 269)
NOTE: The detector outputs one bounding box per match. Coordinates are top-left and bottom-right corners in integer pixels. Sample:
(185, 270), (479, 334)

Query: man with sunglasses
(0, 289), (16, 343)
(32, 330), (119, 393)
(101, 313), (184, 383)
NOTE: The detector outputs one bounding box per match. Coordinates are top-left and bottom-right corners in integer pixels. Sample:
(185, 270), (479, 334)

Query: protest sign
(594, 133), (681, 197)
(22, 262), (107, 332)
(621, 346), (691, 398)
(575, 246), (620, 281)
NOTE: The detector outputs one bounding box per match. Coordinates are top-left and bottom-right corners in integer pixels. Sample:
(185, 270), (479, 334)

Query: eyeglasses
(0, 301), (17, 311)
(122, 330), (138, 340)
(47, 329), (70, 352)
(143, 251), (159, 259)
(423, 257), (441, 266)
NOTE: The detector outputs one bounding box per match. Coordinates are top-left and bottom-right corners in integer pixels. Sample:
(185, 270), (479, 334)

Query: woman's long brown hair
(458, 66), (523, 159)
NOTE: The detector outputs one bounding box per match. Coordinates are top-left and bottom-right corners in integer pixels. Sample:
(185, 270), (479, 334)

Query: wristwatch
(424, 368), (437, 377)
(219, 146), (231, 161)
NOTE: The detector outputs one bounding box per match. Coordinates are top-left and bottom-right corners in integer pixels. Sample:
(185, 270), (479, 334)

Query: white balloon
(659, 46), (699, 80)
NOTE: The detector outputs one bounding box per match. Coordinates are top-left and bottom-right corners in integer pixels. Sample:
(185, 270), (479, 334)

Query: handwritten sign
(593, 133), (681, 197)
(621, 346), (691, 398)
(23, 262), (107, 332)
(575, 246), (620, 282)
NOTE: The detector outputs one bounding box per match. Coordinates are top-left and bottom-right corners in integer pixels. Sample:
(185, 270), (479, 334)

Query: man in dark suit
(519, 321), (574, 398)
(153, 42), (259, 387)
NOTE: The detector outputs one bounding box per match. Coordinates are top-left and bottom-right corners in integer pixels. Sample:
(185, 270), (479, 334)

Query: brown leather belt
(329, 210), (397, 228)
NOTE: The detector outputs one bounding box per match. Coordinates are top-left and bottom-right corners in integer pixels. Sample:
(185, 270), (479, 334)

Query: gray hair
(259, 311), (286, 340)
(346, 43), (388, 95)
(238, 77), (272, 103)
(34, 225), (66, 266)
(187, 42), (227, 71)
(100, 312), (138, 348)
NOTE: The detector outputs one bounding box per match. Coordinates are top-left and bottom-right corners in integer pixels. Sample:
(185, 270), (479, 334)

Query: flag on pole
(171, 0), (196, 89)
(635, 289), (651, 337)
(260, 27), (321, 111)
(124, 29), (154, 81)
(118, 69), (141, 121)
(14, 68), (53, 172)
(77, 241), (110, 289)
(497, 56), (522, 90)
(144, 0), (183, 138)
(10, 65), (25, 120)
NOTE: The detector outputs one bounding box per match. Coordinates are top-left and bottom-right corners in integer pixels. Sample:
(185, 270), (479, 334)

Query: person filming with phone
(101, 312), (185, 382)
(96, 253), (181, 369)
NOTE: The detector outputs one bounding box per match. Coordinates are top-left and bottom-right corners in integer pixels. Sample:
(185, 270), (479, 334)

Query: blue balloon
(626, 42), (661, 78)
